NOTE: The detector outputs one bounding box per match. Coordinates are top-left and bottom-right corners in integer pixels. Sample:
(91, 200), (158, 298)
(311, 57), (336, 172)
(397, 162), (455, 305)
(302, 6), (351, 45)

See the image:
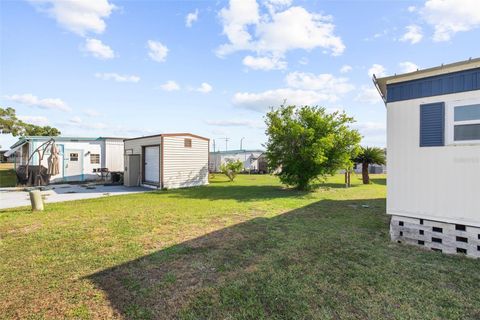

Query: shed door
(144, 146), (160, 183)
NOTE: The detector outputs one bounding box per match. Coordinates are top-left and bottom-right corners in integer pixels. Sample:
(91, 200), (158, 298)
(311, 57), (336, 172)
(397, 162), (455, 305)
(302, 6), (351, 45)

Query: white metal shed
(124, 133), (209, 189)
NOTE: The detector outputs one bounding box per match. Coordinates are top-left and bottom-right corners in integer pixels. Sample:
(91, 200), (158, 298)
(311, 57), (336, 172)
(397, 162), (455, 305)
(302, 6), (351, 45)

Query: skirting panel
(390, 215), (480, 258)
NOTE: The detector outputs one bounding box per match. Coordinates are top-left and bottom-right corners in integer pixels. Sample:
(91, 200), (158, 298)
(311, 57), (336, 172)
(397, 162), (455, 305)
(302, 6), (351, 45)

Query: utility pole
(222, 137), (230, 151)
(240, 137), (245, 150)
(211, 139), (216, 173)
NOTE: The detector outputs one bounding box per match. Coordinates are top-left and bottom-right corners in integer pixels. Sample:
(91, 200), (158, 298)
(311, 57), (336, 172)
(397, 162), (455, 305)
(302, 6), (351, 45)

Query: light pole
(240, 137), (247, 173)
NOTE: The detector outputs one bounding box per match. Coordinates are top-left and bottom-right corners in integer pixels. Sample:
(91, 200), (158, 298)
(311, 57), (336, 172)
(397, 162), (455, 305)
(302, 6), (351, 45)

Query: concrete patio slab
(0, 184), (152, 210)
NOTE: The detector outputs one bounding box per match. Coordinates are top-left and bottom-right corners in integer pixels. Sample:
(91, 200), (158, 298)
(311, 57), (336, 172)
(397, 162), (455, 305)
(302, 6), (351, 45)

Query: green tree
(354, 146), (386, 184)
(265, 105), (361, 190)
(0, 107), (60, 137)
(0, 107), (25, 136)
(220, 159), (243, 182)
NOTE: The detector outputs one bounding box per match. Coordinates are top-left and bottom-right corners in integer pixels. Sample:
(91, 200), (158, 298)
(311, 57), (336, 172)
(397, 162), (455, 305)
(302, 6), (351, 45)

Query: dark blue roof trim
(387, 67), (480, 102)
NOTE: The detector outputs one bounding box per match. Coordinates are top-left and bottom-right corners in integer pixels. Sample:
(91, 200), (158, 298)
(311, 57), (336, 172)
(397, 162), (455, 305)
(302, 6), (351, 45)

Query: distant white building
(374, 58), (480, 258)
(209, 149), (264, 173)
(6, 136), (124, 183)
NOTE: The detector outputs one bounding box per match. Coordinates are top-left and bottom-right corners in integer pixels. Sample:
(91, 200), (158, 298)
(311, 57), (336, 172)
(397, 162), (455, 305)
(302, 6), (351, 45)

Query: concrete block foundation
(390, 215), (480, 258)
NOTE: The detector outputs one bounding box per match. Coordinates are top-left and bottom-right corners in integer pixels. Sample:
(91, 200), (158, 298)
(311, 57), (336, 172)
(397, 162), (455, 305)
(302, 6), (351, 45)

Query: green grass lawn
(0, 174), (479, 319)
(0, 163), (16, 187)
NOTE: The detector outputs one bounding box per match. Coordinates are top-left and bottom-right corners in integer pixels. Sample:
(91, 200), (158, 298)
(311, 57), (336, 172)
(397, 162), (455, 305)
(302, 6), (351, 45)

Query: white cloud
(147, 40), (168, 62)
(233, 71), (354, 112)
(340, 65), (352, 73)
(84, 109), (101, 117)
(196, 82), (213, 93)
(84, 38), (114, 59)
(18, 115), (49, 126)
(399, 61), (419, 73)
(69, 116), (83, 124)
(264, 0), (292, 13)
(407, 5), (417, 12)
(233, 88), (329, 112)
(218, 0), (259, 54)
(367, 64), (386, 77)
(185, 9), (199, 27)
(421, 0), (480, 42)
(95, 72), (140, 83)
(298, 57), (309, 65)
(285, 72), (354, 94)
(217, 0), (344, 70)
(28, 0), (116, 36)
(352, 121), (386, 146)
(160, 80), (180, 91)
(355, 86), (383, 104)
(4, 93), (71, 111)
(242, 55), (286, 70)
(353, 121), (386, 133)
(205, 119), (264, 129)
(400, 25), (423, 44)
(66, 119), (108, 130)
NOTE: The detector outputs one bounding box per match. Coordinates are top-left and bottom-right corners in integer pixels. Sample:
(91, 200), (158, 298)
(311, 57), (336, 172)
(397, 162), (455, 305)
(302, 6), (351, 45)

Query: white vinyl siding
(162, 136), (209, 189)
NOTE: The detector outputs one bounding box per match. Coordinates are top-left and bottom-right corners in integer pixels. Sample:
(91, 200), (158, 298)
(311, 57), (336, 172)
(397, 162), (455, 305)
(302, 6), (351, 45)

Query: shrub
(220, 160), (243, 182)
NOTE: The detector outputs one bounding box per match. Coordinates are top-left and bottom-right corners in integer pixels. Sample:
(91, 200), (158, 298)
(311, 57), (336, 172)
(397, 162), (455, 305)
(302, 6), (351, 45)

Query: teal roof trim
(9, 136), (124, 148)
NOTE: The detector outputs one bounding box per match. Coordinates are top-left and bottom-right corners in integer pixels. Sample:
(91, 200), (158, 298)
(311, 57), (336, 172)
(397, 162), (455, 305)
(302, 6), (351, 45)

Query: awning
(4, 141), (26, 157)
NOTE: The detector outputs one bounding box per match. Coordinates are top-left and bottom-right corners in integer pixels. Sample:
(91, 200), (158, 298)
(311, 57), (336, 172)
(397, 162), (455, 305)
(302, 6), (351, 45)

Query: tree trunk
(362, 162), (369, 184)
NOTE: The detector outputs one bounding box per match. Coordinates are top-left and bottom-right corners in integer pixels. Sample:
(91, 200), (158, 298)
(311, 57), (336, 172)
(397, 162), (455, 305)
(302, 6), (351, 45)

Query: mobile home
(209, 149), (264, 173)
(6, 136), (124, 183)
(374, 58), (480, 258)
(124, 133), (209, 189)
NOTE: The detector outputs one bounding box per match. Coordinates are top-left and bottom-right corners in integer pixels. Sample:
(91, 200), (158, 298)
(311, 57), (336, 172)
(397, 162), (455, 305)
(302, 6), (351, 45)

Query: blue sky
(1, 0), (479, 151)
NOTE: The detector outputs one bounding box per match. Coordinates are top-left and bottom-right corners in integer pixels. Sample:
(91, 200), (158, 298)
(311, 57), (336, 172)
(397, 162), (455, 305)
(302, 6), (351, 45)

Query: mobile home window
(90, 153), (100, 164)
(184, 138), (192, 148)
(70, 153), (79, 161)
(453, 104), (480, 141)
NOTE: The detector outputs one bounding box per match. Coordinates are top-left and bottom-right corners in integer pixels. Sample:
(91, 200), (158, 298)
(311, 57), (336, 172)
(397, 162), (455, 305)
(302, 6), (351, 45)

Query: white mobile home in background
(124, 133), (209, 189)
(375, 58), (480, 258)
(209, 149), (264, 173)
(7, 136), (125, 183)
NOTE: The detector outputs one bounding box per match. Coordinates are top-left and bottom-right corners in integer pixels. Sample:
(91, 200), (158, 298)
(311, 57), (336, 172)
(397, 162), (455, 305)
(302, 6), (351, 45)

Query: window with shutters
(420, 102), (445, 147)
(453, 104), (480, 141)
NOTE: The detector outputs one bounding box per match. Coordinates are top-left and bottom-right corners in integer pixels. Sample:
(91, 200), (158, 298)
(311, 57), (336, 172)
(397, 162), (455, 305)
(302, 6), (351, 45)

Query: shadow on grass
(86, 198), (391, 319)
(153, 179), (357, 203)
(157, 185), (311, 202)
(370, 177), (386, 185)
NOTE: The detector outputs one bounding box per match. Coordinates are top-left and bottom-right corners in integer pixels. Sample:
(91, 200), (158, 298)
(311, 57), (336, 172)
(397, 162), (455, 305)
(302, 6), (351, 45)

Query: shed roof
(374, 57), (480, 102)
